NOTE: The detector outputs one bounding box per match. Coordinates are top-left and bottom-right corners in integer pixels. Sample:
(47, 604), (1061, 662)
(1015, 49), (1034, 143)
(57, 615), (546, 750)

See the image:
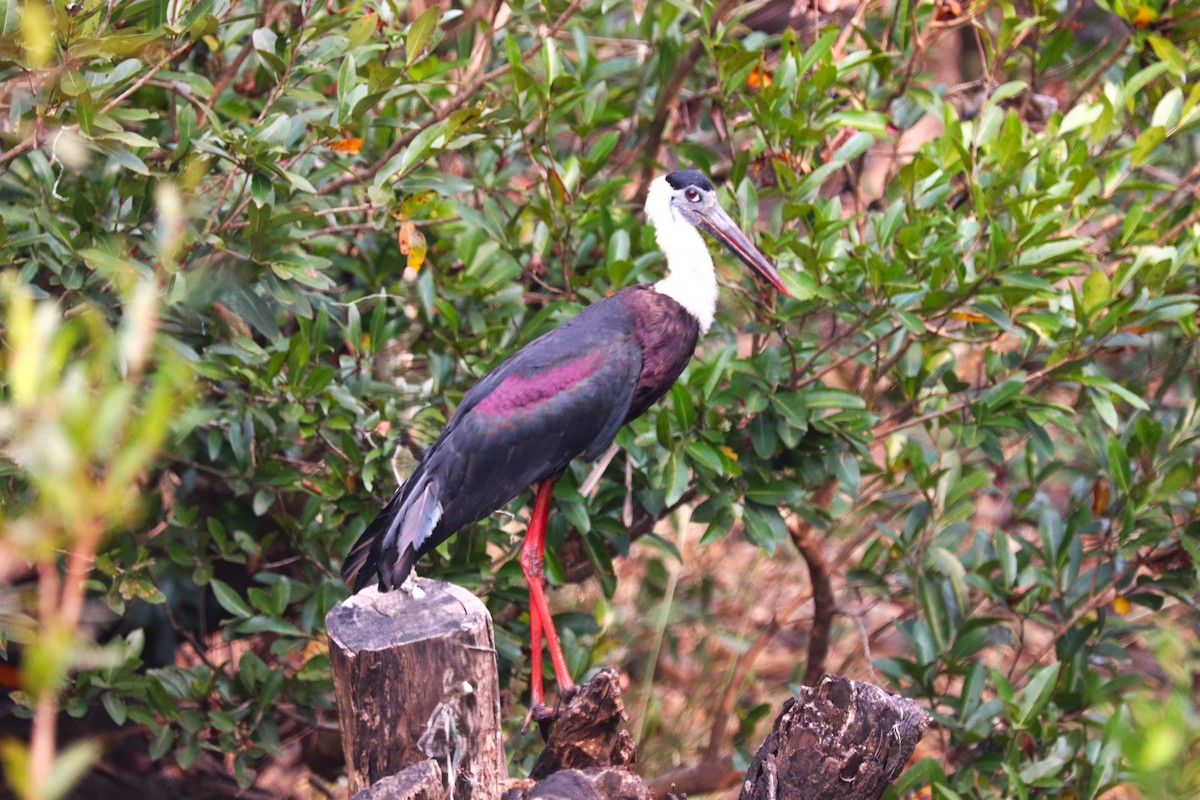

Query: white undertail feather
(644, 176), (718, 334)
(384, 478), (443, 557)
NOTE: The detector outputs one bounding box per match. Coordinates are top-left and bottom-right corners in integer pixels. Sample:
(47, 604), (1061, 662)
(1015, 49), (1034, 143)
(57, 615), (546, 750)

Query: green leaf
(1147, 34), (1186, 76)
(99, 145), (150, 176)
(743, 504), (787, 551)
(148, 724), (174, 760)
(76, 91), (95, 135)
(1059, 102), (1102, 134)
(1130, 125), (1166, 166)
(1122, 62), (1168, 104)
(252, 488), (274, 516)
(210, 579), (252, 619)
(1014, 663), (1061, 728)
(1014, 237), (1087, 268)
(663, 448), (689, 506)
(780, 268), (817, 300)
(831, 131), (875, 161)
(102, 692), (127, 725)
(929, 546), (969, 614)
(250, 172), (274, 208)
(1107, 435), (1132, 492)
(1151, 87), (1183, 130)
(59, 69), (88, 97)
(1081, 270), (1110, 315)
(337, 53), (357, 109)
(374, 119), (448, 185)
(586, 131), (620, 167)
(803, 389), (866, 410)
(345, 11), (378, 49)
(989, 80), (1027, 104)
(406, 6), (440, 67)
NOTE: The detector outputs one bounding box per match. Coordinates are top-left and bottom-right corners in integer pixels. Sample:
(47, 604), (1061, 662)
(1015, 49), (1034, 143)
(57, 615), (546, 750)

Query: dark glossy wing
(427, 298), (644, 535)
(343, 292), (644, 591)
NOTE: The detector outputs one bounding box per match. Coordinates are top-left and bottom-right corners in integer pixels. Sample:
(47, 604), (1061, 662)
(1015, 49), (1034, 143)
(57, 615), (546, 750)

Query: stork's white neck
(645, 177), (717, 334)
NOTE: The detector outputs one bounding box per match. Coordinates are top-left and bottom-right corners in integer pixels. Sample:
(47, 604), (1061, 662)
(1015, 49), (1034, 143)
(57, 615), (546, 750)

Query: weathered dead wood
(531, 668), (637, 779)
(327, 580), (504, 799)
(505, 769), (653, 800)
(738, 674), (930, 800)
(350, 760), (443, 800)
(502, 669), (650, 800)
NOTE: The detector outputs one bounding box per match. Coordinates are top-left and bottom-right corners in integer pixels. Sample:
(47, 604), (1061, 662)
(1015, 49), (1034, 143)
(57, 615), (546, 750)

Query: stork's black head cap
(664, 169), (714, 192)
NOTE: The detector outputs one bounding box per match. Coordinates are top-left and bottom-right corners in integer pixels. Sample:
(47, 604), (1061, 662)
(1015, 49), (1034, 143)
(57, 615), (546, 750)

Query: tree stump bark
(327, 580), (505, 799)
(738, 674), (930, 800)
(351, 760), (443, 800)
(501, 669), (649, 800)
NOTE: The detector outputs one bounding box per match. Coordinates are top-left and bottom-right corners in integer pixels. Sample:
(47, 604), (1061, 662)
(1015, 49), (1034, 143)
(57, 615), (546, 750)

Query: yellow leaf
(302, 639), (328, 661)
(20, 1), (54, 69)
(397, 221), (427, 272)
(951, 310), (991, 323)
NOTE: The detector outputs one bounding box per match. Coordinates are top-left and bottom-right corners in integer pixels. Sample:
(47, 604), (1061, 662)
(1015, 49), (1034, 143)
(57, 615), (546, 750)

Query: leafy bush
(1, 1), (1198, 798)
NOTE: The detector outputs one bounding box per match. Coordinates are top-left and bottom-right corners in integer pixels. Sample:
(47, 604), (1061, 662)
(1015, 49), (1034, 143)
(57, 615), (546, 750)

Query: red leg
(520, 478), (576, 716)
(527, 576), (544, 710)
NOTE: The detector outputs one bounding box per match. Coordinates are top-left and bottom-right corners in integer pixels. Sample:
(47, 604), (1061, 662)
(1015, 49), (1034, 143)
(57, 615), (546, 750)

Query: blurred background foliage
(1, 0), (1199, 798)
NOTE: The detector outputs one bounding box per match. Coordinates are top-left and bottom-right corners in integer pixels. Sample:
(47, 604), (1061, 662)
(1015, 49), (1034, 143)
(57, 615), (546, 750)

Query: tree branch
(790, 478), (838, 686)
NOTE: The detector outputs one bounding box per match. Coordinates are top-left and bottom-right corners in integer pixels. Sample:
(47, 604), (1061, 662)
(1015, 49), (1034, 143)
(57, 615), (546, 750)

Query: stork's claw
(523, 701), (558, 735)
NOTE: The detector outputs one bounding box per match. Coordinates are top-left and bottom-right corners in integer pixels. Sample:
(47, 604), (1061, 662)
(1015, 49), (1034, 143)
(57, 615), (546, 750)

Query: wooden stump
(738, 674), (930, 800)
(501, 669), (649, 800)
(351, 760), (443, 800)
(327, 579), (505, 799)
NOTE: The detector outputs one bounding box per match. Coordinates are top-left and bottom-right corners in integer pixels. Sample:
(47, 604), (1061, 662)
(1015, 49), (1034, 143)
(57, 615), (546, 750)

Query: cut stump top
(327, 579), (490, 653)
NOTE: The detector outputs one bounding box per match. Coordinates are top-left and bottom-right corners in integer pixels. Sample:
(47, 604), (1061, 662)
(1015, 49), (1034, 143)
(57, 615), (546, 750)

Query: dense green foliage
(2, 0), (1199, 797)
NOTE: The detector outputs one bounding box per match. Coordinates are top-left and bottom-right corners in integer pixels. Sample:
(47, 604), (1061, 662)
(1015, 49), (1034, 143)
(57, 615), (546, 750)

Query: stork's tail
(341, 476), (443, 593)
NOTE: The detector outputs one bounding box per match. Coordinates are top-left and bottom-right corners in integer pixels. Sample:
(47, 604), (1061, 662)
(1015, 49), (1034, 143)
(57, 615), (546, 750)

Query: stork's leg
(520, 478), (576, 718)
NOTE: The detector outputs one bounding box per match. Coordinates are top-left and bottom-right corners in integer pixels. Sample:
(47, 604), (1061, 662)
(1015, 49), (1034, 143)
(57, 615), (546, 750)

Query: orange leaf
(1132, 4), (1155, 27)
(934, 0), (963, 21)
(330, 137), (363, 154)
(1092, 477), (1110, 515)
(747, 67), (772, 89)
(397, 220), (428, 272)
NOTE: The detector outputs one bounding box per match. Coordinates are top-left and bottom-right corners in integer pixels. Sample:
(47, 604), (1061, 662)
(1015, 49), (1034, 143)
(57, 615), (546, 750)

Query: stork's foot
(523, 684), (580, 736)
(523, 701), (558, 736)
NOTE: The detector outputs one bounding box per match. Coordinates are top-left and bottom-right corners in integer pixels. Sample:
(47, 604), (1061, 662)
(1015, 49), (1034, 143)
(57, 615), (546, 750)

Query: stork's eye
(685, 187), (701, 202)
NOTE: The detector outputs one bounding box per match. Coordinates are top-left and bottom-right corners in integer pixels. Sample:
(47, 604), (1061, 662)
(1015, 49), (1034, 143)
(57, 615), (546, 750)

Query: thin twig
(100, 39), (196, 115)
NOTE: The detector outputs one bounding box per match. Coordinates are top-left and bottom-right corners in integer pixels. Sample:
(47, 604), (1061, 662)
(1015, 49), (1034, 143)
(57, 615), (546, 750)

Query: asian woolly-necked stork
(342, 169), (789, 716)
